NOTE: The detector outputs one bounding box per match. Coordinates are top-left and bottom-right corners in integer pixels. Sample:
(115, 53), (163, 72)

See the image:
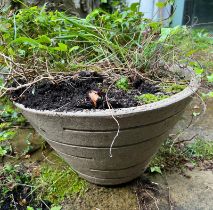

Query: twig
(174, 134), (198, 144)
(40, 199), (50, 210)
(105, 81), (120, 158)
(42, 151), (56, 165)
(145, 190), (160, 210)
(169, 111), (194, 152)
(11, 193), (18, 210)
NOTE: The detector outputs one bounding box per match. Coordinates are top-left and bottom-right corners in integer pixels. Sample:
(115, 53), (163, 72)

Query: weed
(149, 139), (213, 173)
(0, 4), (199, 99)
(0, 98), (26, 156)
(116, 76), (129, 91)
(184, 139), (213, 160)
(0, 161), (87, 208)
(0, 164), (51, 209)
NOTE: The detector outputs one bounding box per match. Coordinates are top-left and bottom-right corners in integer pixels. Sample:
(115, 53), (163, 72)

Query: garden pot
(14, 68), (200, 185)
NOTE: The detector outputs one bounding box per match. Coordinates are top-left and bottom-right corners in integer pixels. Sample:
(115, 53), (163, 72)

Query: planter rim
(14, 68), (200, 117)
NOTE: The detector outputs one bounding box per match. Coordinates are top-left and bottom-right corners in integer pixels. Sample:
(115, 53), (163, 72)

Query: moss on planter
(162, 83), (187, 94)
(136, 93), (169, 104)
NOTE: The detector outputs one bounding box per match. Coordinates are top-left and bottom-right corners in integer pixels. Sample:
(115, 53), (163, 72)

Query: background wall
(126, 0), (171, 25)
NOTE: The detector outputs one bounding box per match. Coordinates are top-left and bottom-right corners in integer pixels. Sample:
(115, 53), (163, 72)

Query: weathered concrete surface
(150, 169), (213, 210)
(63, 183), (138, 210)
(173, 97), (213, 141)
(61, 168), (213, 210)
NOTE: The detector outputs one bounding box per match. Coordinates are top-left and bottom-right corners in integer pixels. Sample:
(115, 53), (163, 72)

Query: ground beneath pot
(11, 71), (170, 111)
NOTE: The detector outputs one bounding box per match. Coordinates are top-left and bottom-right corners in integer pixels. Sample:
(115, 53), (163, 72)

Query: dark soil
(11, 71), (162, 111)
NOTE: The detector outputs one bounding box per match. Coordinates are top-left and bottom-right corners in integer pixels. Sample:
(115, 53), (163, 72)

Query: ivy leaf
(207, 74), (213, 83)
(150, 166), (162, 174)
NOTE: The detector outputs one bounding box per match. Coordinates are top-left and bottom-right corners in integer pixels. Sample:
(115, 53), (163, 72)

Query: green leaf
(0, 77), (4, 87)
(159, 26), (180, 42)
(27, 207), (34, 210)
(193, 112), (200, 117)
(0, 147), (7, 157)
(116, 77), (129, 91)
(202, 91), (213, 98)
(69, 46), (80, 53)
(159, 28), (171, 42)
(37, 35), (51, 44)
(11, 37), (40, 47)
(150, 166), (162, 174)
(8, 48), (15, 56)
(54, 43), (68, 52)
(207, 74), (213, 83)
(0, 130), (16, 142)
(207, 92), (213, 97)
(156, 2), (166, 8)
(17, 49), (26, 57)
(130, 3), (140, 12)
(194, 67), (204, 75)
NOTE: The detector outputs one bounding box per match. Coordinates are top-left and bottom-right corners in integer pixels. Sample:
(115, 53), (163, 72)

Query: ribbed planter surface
(14, 69), (199, 185)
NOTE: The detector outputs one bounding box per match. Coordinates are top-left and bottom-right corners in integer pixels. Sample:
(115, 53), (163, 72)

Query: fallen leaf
(19, 199), (27, 206)
(32, 166), (40, 177)
(25, 154), (31, 159)
(88, 90), (100, 107)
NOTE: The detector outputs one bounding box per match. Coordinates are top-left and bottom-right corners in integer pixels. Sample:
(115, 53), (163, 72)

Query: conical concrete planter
(14, 69), (200, 185)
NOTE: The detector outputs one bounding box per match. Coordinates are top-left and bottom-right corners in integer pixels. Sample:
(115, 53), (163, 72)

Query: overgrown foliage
(0, 4), (197, 98)
(149, 139), (213, 173)
(0, 98), (26, 157)
(0, 163), (87, 209)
